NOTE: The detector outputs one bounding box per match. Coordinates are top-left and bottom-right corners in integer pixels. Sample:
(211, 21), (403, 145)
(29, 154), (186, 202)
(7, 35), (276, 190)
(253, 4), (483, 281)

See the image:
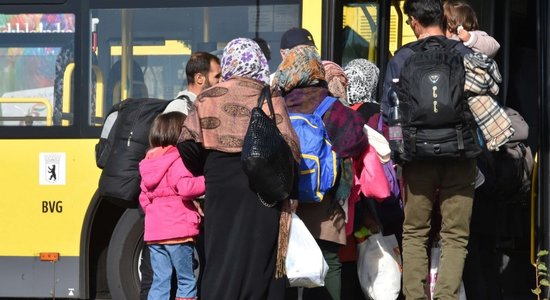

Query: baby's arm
(459, 27), (500, 58)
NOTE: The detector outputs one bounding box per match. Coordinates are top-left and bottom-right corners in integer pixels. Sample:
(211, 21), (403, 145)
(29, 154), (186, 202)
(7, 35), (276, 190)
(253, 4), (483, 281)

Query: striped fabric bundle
(465, 70), (500, 95)
(463, 52), (502, 82)
(467, 95), (514, 151)
(464, 52), (502, 95)
(464, 53), (513, 151)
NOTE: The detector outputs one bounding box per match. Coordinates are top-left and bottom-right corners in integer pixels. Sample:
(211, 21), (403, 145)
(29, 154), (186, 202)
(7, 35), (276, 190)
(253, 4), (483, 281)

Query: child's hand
(457, 25), (471, 42)
(193, 200), (204, 216)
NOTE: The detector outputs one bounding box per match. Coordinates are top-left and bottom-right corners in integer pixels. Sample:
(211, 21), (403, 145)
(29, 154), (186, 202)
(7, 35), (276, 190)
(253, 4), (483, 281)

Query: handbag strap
(257, 85), (276, 120)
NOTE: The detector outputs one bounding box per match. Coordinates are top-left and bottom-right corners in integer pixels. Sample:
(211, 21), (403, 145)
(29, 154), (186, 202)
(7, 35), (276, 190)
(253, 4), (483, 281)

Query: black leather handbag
(241, 85), (294, 207)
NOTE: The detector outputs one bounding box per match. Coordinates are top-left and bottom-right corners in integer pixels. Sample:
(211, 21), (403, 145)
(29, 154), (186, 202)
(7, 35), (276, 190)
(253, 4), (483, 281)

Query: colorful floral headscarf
(344, 59), (380, 105)
(322, 60), (348, 103)
(272, 45), (325, 93)
(221, 38), (270, 84)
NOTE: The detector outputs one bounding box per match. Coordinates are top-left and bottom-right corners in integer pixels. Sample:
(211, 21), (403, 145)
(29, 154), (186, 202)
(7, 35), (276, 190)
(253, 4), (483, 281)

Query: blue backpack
(290, 96), (339, 202)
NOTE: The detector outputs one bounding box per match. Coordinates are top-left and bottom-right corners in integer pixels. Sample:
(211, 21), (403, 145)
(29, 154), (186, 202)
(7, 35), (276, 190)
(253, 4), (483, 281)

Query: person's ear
(195, 73), (205, 85)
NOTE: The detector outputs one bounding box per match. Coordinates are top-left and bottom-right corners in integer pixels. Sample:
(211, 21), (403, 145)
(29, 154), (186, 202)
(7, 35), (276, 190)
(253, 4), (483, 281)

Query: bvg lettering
(42, 201), (63, 213)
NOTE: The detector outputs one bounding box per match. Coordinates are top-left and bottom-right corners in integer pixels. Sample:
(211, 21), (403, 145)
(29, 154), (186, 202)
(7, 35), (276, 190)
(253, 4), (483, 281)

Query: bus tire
(106, 208), (144, 300)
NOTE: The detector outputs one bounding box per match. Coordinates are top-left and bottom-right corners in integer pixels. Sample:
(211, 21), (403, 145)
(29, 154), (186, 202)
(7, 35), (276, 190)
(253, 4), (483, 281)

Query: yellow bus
(0, 0), (545, 298)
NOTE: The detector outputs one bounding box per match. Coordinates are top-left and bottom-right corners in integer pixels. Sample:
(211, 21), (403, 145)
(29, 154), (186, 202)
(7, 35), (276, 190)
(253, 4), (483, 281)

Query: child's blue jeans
(148, 243), (196, 300)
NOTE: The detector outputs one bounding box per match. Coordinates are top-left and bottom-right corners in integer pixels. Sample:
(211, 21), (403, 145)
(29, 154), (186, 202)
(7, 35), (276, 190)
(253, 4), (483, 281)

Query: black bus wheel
(106, 208), (144, 300)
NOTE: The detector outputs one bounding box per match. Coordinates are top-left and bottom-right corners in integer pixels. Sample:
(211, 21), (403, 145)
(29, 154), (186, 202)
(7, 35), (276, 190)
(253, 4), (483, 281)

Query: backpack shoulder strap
(176, 94), (191, 101)
(176, 94), (193, 109)
(442, 37), (461, 49)
(408, 36), (458, 53)
(314, 96), (337, 117)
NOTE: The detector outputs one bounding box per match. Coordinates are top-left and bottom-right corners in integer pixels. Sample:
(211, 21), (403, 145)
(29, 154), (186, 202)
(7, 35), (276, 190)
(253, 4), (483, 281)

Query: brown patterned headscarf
(272, 45), (325, 94)
(178, 77), (300, 162)
(322, 60), (348, 103)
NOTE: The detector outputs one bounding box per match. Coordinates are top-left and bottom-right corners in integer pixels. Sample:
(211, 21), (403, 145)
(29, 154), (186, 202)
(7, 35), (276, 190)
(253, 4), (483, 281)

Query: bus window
(342, 1), (379, 66)
(0, 13), (75, 127)
(90, 3), (301, 125)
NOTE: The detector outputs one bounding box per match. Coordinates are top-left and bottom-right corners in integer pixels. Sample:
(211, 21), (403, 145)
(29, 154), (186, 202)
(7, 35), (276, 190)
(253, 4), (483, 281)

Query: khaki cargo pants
(401, 158), (476, 300)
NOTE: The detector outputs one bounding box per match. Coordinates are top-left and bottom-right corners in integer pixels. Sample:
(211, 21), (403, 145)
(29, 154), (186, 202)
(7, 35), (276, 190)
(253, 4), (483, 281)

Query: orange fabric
(350, 103), (362, 111)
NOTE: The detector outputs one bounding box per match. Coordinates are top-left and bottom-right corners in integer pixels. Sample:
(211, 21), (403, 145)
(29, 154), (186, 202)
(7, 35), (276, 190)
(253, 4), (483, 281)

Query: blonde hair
(444, 0), (479, 34)
(148, 111), (185, 147)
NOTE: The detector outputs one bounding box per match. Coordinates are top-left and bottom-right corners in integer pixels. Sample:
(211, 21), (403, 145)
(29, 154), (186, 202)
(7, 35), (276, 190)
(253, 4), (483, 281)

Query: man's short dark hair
(404, 0), (444, 28)
(186, 52), (220, 84)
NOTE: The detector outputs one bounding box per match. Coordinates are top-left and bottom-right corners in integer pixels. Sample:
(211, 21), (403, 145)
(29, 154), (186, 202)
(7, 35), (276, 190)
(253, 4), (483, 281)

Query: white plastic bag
(286, 213), (329, 288)
(357, 233), (402, 300)
(429, 242), (466, 300)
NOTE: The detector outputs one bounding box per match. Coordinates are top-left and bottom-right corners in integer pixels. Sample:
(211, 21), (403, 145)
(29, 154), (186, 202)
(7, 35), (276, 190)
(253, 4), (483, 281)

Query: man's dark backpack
(396, 36), (481, 161)
(95, 98), (172, 208)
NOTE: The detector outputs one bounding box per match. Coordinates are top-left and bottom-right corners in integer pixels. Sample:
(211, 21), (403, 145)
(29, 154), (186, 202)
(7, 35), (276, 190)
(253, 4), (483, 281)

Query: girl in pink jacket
(139, 111), (205, 300)
(444, 0), (500, 58)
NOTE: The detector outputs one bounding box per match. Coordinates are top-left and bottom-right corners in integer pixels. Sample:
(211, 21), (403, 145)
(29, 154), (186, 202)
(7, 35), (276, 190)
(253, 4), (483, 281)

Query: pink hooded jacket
(139, 145), (205, 242)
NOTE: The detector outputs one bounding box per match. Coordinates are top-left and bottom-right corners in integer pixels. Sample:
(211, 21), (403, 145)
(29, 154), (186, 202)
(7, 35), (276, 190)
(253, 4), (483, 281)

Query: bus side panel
(0, 139), (101, 298)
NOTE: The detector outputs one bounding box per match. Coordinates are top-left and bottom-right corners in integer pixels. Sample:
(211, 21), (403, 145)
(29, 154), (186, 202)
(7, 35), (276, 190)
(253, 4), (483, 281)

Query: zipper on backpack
(127, 131), (134, 147)
(127, 103), (145, 147)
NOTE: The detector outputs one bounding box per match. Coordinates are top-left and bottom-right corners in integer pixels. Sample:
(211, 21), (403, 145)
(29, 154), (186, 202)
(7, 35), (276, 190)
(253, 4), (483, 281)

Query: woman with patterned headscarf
(273, 45), (368, 300)
(177, 38), (299, 300)
(344, 58), (381, 126)
(322, 60), (348, 104)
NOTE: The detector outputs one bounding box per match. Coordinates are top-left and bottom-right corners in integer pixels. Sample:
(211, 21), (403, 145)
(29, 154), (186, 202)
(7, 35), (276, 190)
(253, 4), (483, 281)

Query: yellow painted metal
(62, 63), (75, 126)
(0, 139), (101, 256)
(0, 98), (53, 126)
(92, 65), (105, 122)
(531, 153), (539, 266)
(60, 64), (104, 125)
(389, 0), (416, 55)
(110, 40), (192, 56)
(301, 0), (323, 55)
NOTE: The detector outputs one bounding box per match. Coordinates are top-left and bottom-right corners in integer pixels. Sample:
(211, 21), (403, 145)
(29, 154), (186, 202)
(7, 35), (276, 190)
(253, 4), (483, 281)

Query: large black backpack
(397, 36), (481, 161)
(95, 98), (173, 208)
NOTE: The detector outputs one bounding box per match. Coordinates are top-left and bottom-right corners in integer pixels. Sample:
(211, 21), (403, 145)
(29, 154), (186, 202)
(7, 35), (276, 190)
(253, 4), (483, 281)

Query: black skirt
(200, 151), (286, 300)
